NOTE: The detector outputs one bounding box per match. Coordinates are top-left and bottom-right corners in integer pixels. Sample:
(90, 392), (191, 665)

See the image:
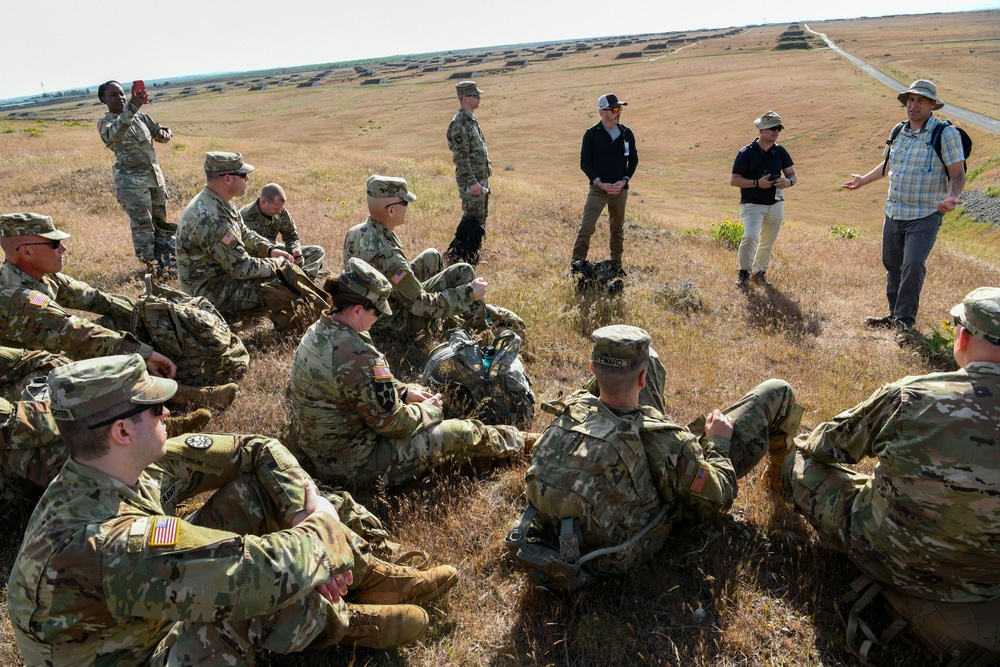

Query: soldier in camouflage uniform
(783, 287), (1000, 662)
(177, 152), (296, 319)
(0, 345), (69, 400)
(8, 354), (459, 663)
(507, 325), (802, 590)
(343, 175), (491, 337)
(445, 81), (492, 265)
(290, 258), (526, 488)
(97, 80), (177, 274)
(240, 183), (326, 279)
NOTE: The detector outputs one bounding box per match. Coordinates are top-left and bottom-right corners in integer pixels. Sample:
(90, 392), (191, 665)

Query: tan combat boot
(169, 383), (239, 412)
(341, 603), (428, 649)
(165, 408), (212, 438)
(352, 558), (459, 606)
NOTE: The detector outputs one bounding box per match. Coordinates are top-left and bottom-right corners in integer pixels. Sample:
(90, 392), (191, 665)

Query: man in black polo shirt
(571, 93), (639, 268)
(730, 111), (797, 288)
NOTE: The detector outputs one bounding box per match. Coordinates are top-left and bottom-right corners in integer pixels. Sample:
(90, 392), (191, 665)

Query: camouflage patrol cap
(0, 212), (71, 240)
(366, 174), (417, 202)
(456, 81), (483, 97)
(340, 257), (393, 316)
(204, 152), (254, 175)
(48, 354), (177, 421)
(950, 287), (1000, 346)
(754, 111), (783, 130)
(592, 325), (650, 368)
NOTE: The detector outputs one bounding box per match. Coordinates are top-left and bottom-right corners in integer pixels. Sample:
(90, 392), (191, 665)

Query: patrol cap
(0, 212), (71, 240)
(950, 287), (1000, 346)
(591, 325), (650, 368)
(754, 111), (783, 130)
(339, 257), (393, 316)
(204, 151), (254, 175)
(366, 174), (417, 202)
(897, 79), (944, 110)
(456, 81), (483, 97)
(48, 354), (177, 421)
(597, 93), (627, 110)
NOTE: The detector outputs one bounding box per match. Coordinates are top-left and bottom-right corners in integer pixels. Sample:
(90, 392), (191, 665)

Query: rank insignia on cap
(690, 465), (710, 493)
(185, 435), (213, 450)
(390, 268), (408, 285)
(149, 517), (178, 547)
(221, 231), (235, 246)
(373, 364), (393, 381)
(28, 291), (50, 308)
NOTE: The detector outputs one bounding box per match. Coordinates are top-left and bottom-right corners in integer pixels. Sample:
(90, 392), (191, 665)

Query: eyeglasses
(88, 402), (165, 430)
(224, 172), (249, 179)
(384, 200), (409, 209)
(603, 107), (622, 114)
(464, 94), (480, 99)
(368, 305), (383, 320)
(766, 127), (783, 132)
(17, 239), (62, 250)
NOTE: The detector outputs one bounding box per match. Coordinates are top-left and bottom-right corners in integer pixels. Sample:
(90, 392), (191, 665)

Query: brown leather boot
(165, 409), (212, 438)
(352, 558), (459, 606)
(168, 383), (239, 412)
(341, 604), (428, 649)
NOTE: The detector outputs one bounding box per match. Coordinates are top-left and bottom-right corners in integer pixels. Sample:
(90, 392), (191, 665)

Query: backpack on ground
(421, 328), (535, 429)
(570, 259), (626, 295)
(882, 119), (972, 175)
(131, 275), (249, 386)
(259, 261), (329, 333)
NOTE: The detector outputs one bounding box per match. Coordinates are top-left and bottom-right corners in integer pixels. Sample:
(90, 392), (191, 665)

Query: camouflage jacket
(0, 346), (68, 393)
(447, 108), (490, 190)
(98, 103), (166, 189)
(0, 261), (152, 361)
(342, 217), (476, 333)
(796, 362), (1000, 602)
(1, 397), (65, 511)
(240, 199), (303, 255)
(290, 314), (440, 476)
(9, 434), (354, 666)
(177, 187), (280, 309)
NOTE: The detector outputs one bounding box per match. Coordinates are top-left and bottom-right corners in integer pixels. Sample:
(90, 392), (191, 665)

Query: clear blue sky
(4, 0), (995, 100)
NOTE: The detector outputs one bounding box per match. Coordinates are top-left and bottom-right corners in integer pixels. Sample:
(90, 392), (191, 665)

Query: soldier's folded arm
(355, 369), (442, 439)
(98, 103), (138, 145)
(142, 115), (169, 143)
(646, 428), (738, 518)
(50, 273), (135, 321)
(797, 385), (900, 465)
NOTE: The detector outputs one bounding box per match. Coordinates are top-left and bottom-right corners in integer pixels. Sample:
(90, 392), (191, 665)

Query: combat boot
(165, 408), (212, 438)
(750, 271), (770, 286)
(341, 604), (428, 649)
(735, 270), (750, 289)
(169, 383), (239, 412)
(352, 557), (459, 606)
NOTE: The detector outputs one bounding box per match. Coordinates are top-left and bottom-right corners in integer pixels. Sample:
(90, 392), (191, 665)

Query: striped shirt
(885, 114), (964, 221)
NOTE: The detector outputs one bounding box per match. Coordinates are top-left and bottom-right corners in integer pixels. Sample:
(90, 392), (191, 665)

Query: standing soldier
(446, 81), (492, 265)
(97, 80), (177, 275)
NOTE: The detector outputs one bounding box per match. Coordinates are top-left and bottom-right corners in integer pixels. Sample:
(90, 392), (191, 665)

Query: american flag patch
(390, 268), (407, 285)
(149, 517), (178, 547)
(28, 291), (49, 307)
(220, 231), (235, 246)
(373, 364), (393, 381)
(690, 465), (710, 493)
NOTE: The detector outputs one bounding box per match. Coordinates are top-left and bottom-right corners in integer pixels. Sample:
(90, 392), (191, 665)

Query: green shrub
(171, 143), (188, 152)
(711, 218), (743, 249)
(921, 320), (957, 370)
(831, 225), (861, 239)
(23, 127), (43, 137)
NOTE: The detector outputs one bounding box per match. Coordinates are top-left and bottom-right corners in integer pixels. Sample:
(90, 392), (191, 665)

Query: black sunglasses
(384, 200), (409, 209)
(224, 172), (249, 179)
(88, 402), (165, 430)
(18, 239), (61, 250)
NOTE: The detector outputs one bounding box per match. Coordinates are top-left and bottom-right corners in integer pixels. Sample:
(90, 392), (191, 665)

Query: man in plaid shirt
(842, 80), (965, 339)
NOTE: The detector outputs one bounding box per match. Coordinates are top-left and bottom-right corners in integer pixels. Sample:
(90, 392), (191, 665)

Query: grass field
(2, 9), (999, 666)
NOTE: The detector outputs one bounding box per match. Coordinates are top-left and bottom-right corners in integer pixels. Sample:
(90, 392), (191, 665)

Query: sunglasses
(384, 200), (409, 209)
(18, 239), (62, 250)
(766, 127), (783, 132)
(224, 172), (249, 179)
(952, 315), (965, 329)
(88, 402), (165, 430)
(603, 106), (622, 114)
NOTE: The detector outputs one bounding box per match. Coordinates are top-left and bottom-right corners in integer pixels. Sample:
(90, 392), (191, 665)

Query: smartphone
(132, 80), (147, 97)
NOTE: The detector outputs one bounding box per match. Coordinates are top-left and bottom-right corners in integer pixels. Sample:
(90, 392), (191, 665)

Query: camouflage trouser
(782, 448), (866, 552)
(149, 474), (370, 665)
(115, 185), (177, 263)
(273, 244), (326, 280)
(1, 398), (65, 520)
(380, 248), (482, 335)
(213, 279), (273, 319)
(459, 184), (489, 223)
(716, 379), (803, 478)
(0, 346), (70, 401)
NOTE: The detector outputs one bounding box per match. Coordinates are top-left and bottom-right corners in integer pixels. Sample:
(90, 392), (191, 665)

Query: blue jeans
(881, 212), (941, 327)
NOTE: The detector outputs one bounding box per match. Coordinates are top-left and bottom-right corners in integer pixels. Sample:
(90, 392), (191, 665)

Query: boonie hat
(897, 79), (944, 110)
(366, 174), (417, 202)
(592, 325), (650, 368)
(48, 354), (177, 421)
(950, 287), (1000, 346)
(0, 212), (71, 240)
(754, 111), (783, 130)
(456, 81), (483, 97)
(204, 152), (254, 175)
(340, 258), (393, 316)
(597, 93), (627, 110)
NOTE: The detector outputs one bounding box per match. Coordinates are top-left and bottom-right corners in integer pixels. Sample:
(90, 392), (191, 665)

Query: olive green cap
(950, 287), (1000, 346)
(456, 81), (483, 97)
(340, 258), (393, 316)
(366, 174), (417, 202)
(591, 325), (650, 368)
(0, 212), (71, 240)
(48, 354), (177, 421)
(204, 151), (254, 175)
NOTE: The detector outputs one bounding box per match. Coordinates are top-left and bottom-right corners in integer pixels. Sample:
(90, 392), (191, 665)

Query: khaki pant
(572, 184), (629, 264)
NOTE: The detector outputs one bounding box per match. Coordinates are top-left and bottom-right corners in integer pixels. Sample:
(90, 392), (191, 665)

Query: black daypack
(881, 119), (972, 175)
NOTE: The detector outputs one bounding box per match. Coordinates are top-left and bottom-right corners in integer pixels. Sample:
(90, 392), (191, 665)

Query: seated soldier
(289, 258), (531, 488)
(783, 287), (1000, 664)
(241, 183), (326, 279)
(506, 325), (802, 591)
(8, 354), (460, 663)
(343, 175), (519, 337)
(0, 212), (236, 409)
(0, 345), (69, 400)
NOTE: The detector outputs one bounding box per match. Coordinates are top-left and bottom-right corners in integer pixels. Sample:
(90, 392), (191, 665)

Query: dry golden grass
(1, 10), (999, 666)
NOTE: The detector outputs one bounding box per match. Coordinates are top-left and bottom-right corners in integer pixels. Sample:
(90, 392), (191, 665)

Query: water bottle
(482, 345), (496, 370)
